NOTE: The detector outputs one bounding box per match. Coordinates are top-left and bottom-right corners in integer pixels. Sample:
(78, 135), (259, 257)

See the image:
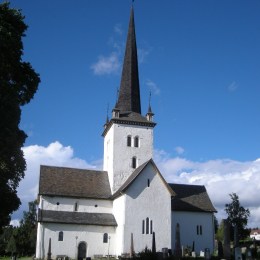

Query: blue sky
(7, 0), (260, 227)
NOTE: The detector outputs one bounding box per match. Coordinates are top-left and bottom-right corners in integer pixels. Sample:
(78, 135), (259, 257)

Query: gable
(169, 183), (217, 213)
(39, 165), (112, 199)
(112, 159), (175, 199)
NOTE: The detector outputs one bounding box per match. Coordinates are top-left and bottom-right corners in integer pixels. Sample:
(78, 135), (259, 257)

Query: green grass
(0, 257), (32, 260)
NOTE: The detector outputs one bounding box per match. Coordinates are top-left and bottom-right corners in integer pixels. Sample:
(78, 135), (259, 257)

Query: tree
(0, 2), (40, 229)
(16, 200), (38, 256)
(225, 193), (250, 240)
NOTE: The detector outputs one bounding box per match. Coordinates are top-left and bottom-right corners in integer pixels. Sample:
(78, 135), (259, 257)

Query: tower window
(134, 136), (139, 147)
(147, 179), (150, 187)
(58, 231), (63, 241)
(150, 220), (153, 234)
(142, 220), (145, 234)
(132, 157), (137, 168)
(127, 136), (132, 147)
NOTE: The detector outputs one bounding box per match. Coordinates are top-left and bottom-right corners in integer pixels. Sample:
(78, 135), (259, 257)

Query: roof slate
(169, 183), (217, 213)
(38, 209), (117, 226)
(39, 166), (111, 199)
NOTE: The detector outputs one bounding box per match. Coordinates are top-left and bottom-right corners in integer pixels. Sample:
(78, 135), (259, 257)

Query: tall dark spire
(117, 7), (141, 114)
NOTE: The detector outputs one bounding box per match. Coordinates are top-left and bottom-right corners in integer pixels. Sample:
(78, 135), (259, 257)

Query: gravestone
(223, 219), (231, 259)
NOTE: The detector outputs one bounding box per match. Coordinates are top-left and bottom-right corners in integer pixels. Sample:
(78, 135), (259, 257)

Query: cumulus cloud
(145, 79), (161, 95)
(154, 149), (260, 227)
(13, 142), (260, 228)
(12, 142), (97, 221)
(91, 52), (120, 75)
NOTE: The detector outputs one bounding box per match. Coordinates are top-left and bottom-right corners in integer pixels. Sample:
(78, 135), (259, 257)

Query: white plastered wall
(103, 123), (154, 192)
(36, 223), (116, 259)
(118, 163), (172, 254)
(171, 211), (215, 254)
(39, 196), (113, 214)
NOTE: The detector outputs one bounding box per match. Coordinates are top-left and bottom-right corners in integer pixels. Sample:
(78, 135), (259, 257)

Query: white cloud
(12, 142), (98, 221)
(91, 52), (120, 75)
(13, 142), (260, 228)
(138, 47), (151, 63)
(154, 149), (260, 227)
(114, 24), (123, 35)
(228, 81), (238, 92)
(145, 79), (161, 95)
(175, 146), (185, 155)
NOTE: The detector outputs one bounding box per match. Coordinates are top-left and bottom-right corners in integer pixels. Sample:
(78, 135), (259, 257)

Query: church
(36, 7), (216, 259)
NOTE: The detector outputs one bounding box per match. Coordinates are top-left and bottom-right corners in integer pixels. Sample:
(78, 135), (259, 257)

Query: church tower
(102, 7), (156, 193)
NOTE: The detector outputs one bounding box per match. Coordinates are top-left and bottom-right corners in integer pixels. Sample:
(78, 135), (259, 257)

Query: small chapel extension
(36, 6), (216, 259)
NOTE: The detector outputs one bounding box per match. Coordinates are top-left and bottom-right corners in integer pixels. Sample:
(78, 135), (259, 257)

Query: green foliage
(0, 201), (38, 256)
(0, 225), (15, 255)
(0, 2), (40, 229)
(16, 200), (38, 256)
(215, 220), (224, 242)
(6, 235), (16, 255)
(225, 193), (250, 240)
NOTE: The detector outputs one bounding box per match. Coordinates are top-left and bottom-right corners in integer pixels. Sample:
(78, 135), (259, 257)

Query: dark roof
(38, 209), (117, 226)
(39, 165), (111, 199)
(169, 183), (217, 213)
(117, 7), (141, 114)
(112, 159), (175, 199)
(102, 112), (156, 136)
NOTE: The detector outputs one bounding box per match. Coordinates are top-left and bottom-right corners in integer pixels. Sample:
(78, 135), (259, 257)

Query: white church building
(36, 7), (216, 259)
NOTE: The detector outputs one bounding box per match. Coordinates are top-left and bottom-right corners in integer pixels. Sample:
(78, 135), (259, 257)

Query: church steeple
(103, 6), (155, 193)
(116, 7), (141, 114)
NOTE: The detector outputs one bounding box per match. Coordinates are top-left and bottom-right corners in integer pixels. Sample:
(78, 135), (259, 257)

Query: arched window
(127, 136), (132, 147)
(58, 231), (63, 241)
(103, 233), (108, 243)
(132, 157), (137, 169)
(146, 218), (149, 234)
(134, 136), (139, 147)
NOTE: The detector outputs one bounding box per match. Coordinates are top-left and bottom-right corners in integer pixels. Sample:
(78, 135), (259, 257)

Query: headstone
(130, 233), (135, 258)
(234, 247), (242, 260)
(223, 219), (231, 259)
(47, 238), (52, 260)
(205, 248), (210, 260)
(246, 248), (252, 260)
(218, 241), (224, 258)
(162, 248), (168, 259)
(174, 223), (182, 258)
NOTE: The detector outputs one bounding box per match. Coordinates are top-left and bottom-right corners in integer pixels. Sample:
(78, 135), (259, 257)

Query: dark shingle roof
(38, 209), (117, 226)
(169, 183), (217, 213)
(117, 7), (141, 114)
(39, 166), (111, 199)
(102, 112), (156, 136)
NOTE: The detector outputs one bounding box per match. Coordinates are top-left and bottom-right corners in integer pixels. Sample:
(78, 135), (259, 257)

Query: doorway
(78, 242), (87, 260)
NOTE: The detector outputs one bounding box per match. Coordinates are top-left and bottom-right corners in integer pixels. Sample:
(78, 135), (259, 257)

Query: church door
(78, 242), (87, 260)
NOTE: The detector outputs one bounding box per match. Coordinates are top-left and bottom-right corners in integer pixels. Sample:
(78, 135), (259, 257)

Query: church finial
(146, 91), (154, 122)
(148, 91), (152, 112)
